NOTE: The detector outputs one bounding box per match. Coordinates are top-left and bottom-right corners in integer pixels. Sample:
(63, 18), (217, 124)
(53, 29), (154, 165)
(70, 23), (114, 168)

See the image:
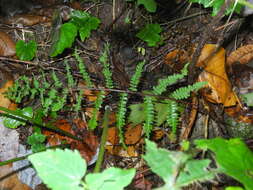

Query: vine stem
(93, 106), (111, 173)
(0, 144), (69, 167)
(0, 106), (82, 141)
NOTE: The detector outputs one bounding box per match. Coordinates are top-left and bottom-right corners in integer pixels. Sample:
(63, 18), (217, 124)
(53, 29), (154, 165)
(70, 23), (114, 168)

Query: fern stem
(94, 106), (111, 173)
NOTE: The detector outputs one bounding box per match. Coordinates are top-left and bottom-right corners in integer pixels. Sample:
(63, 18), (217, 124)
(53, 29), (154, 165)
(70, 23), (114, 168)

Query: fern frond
(74, 49), (93, 87)
(116, 92), (128, 144)
(171, 81), (207, 100)
(153, 63), (190, 95)
(88, 91), (106, 130)
(129, 61), (145, 92)
(73, 90), (83, 112)
(65, 60), (75, 88)
(166, 100), (179, 134)
(143, 95), (154, 138)
(100, 43), (114, 89)
(51, 70), (62, 88)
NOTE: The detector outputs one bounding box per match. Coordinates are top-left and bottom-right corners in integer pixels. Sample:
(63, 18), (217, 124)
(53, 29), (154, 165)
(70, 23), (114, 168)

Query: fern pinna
(116, 61), (146, 145)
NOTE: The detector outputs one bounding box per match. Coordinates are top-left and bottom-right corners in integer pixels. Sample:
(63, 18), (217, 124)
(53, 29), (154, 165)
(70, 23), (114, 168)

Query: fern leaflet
(88, 91), (106, 130)
(166, 100), (179, 134)
(116, 92), (128, 145)
(129, 61), (145, 92)
(171, 81), (207, 100)
(143, 95), (154, 138)
(153, 63), (189, 95)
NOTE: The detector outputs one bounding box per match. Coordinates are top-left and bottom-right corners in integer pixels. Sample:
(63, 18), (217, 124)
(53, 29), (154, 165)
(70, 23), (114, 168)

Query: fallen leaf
(0, 31), (16, 57)
(43, 119), (99, 164)
(4, 14), (50, 26)
(227, 44), (253, 66)
(164, 49), (189, 71)
(0, 68), (14, 109)
(197, 44), (237, 107)
(0, 165), (32, 190)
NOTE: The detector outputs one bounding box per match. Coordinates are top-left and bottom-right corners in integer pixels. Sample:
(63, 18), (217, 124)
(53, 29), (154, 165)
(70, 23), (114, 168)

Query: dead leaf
(43, 119), (99, 164)
(197, 44), (237, 107)
(227, 44), (253, 66)
(164, 49), (190, 71)
(125, 125), (142, 145)
(134, 172), (152, 190)
(4, 14), (50, 26)
(0, 68), (14, 109)
(0, 31), (16, 57)
(0, 165), (31, 190)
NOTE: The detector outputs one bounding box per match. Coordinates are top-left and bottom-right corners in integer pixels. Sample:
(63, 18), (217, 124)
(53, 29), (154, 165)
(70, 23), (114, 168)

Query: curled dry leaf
(0, 31), (16, 57)
(0, 68), (15, 109)
(164, 49), (190, 71)
(43, 119), (99, 164)
(227, 45), (253, 66)
(4, 14), (50, 26)
(197, 44), (237, 107)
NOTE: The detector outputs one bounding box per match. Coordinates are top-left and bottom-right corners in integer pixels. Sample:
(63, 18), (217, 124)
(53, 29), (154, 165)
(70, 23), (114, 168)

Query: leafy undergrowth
(0, 0), (253, 190)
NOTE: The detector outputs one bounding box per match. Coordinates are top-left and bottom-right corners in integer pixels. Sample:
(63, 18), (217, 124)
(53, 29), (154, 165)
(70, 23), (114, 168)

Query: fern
(166, 100), (179, 134)
(116, 92), (128, 144)
(65, 61), (75, 88)
(73, 90), (83, 112)
(74, 49), (93, 87)
(143, 95), (154, 138)
(51, 70), (62, 88)
(88, 91), (105, 130)
(171, 81), (207, 100)
(129, 61), (145, 92)
(153, 63), (189, 95)
(100, 43), (114, 89)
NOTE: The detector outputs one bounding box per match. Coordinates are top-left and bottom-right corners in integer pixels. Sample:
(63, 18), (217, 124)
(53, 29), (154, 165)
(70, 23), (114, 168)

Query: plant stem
(0, 144), (70, 167)
(0, 106), (82, 141)
(93, 106), (111, 173)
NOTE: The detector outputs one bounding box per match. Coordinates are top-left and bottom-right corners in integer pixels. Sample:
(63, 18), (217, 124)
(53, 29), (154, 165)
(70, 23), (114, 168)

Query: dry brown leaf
(4, 14), (50, 26)
(0, 68), (14, 109)
(197, 44), (237, 107)
(164, 49), (189, 71)
(0, 31), (16, 57)
(227, 45), (253, 66)
(0, 165), (32, 190)
(124, 124), (142, 145)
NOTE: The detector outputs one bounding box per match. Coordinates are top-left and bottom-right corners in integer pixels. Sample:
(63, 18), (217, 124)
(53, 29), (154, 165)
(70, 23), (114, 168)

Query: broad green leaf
(176, 159), (214, 187)
(50, 23), (78, 57)
(195, 138), (253, 190)
(70, 10), (100, 41)
(225, 187), (244, 190)
(79, 17), (100, 41)
(155, 103), (168, 126)
(27, 132), (46, 152)
(16, 40), (37, 61)
(128, 103), (145, 126)
(85, 167), (136, 190)
(241, 92), (253, 107)
(28, 149), (86, 190)
(188, 0), (243, 16)
(143, 139), (189, 182)
(136, 24), (162, 47)
(137, 0), (157, 12)
(2, 107), (33, 128)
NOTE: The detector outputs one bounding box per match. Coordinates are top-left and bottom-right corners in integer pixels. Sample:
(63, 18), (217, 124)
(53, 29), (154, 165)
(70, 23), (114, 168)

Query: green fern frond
(100, 43), (114, 89)
(129, 61), (145, 92)
(171, 81), (207, 100)
(166, 100), (179, 134)
(143, 95), (154, 138)
(65, 60), (75, 88)
(51, 70), (62, 88)
(74, 49), (93, 87)
(73, 90), (83, 112)
(153, 63), (190, 95)
(116, 92), (128, 144)
(88, 91), (106, 130)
